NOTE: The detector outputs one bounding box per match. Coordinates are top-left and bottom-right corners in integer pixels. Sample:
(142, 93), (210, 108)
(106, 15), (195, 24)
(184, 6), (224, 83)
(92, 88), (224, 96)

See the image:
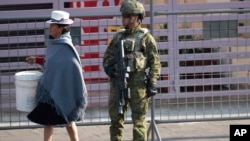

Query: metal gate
(1, 0), (250, 129)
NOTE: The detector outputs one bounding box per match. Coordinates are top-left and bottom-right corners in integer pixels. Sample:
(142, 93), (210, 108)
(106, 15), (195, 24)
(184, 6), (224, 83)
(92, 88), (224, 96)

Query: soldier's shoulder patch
(140, 28), (149, 34)
(117, 28), (125, 33)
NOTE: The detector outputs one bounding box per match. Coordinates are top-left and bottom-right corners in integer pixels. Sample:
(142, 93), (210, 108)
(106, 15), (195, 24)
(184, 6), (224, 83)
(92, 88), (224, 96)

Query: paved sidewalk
(0, 119), (249, 141)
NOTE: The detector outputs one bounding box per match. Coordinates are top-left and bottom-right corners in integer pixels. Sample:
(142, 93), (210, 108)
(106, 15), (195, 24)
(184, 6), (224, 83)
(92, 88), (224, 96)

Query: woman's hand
(26, 56), (36, 64)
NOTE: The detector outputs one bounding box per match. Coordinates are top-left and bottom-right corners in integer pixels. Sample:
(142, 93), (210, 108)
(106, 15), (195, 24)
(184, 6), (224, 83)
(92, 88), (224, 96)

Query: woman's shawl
(36, 32), (87, 123)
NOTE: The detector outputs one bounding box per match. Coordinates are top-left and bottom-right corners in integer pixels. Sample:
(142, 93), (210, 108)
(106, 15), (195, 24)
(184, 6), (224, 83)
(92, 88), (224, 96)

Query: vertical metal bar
(0, 71), (2, 123)
(149, 1), (155, 140)
(148, 0), (162, 141)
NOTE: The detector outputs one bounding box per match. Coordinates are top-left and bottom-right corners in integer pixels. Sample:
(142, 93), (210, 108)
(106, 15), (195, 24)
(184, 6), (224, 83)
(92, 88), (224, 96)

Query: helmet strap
(138, 18), (142, 24)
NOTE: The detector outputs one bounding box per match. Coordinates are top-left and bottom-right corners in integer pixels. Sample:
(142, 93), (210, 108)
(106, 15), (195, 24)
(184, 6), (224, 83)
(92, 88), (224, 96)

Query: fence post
(147, 0), (162, 141)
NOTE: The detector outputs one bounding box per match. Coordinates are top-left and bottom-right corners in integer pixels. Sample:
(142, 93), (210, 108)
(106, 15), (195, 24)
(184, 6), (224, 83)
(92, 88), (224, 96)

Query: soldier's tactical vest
(116, 28), (149, 73)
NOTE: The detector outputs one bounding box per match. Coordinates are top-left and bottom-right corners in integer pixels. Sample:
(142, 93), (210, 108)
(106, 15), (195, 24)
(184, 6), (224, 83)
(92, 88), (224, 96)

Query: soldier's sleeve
(145, 33), (161, 84)
(103, 34), (117, 69)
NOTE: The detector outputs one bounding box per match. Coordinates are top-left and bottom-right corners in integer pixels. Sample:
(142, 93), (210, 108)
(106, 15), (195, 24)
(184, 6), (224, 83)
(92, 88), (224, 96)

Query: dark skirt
(27, 102), (67, 125)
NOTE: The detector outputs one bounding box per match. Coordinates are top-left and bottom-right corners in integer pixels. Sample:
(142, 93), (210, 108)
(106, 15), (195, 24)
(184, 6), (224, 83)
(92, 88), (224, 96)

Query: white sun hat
(46, 10), (74, 24)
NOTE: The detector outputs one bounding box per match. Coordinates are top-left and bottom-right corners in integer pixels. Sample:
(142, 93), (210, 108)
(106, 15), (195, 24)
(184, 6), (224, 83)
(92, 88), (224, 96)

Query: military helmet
(120, 0), (145, 20)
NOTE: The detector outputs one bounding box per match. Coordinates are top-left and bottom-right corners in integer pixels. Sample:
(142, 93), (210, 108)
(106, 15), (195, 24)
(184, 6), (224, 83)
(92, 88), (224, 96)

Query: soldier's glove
(104, 66), (118, 78)
(146, 78), (157, 98)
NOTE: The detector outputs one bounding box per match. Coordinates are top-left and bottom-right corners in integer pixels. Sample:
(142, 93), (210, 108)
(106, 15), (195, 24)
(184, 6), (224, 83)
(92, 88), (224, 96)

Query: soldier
(103, 0), (161, 140)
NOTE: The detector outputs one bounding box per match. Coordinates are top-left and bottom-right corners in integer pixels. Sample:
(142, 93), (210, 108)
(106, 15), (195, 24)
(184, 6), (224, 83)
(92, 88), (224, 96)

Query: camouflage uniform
(103, 0), (161, 141)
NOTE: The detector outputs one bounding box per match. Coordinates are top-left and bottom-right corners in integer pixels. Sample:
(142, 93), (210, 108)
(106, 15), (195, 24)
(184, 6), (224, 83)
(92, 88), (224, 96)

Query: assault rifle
(108, 39), (131, 114)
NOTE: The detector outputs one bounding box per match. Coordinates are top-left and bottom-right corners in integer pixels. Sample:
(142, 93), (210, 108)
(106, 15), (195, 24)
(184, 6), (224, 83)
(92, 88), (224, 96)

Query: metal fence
(1, 0), (250, 129)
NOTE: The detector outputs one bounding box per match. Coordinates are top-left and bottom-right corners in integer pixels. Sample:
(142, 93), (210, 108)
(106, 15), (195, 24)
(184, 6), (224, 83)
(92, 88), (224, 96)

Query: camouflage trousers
(109, 81), (149, 141)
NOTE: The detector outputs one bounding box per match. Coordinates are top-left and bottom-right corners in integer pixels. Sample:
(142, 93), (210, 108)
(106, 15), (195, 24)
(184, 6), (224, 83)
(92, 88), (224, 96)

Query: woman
(26, 10), (87, 141)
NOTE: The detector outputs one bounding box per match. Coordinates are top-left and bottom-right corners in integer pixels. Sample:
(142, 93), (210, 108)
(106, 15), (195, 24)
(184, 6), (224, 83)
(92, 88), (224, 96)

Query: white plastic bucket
(15, 71), (43, 112)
